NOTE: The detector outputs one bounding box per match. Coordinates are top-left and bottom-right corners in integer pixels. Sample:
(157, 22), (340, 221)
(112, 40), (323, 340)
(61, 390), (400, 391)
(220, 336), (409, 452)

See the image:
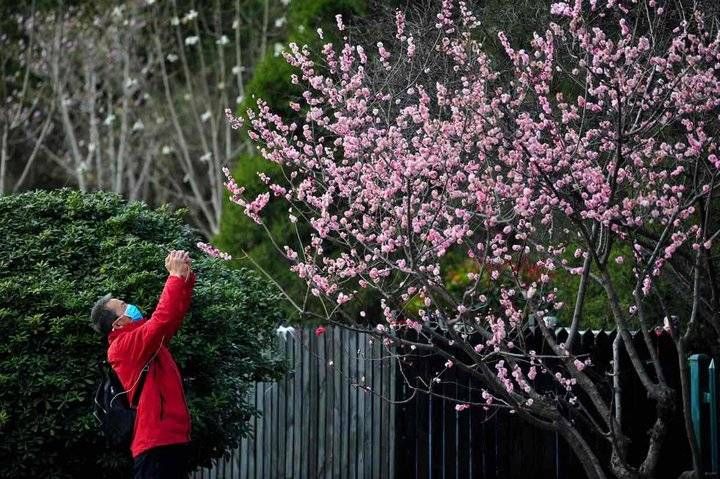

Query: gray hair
(90, 293), (116, 336)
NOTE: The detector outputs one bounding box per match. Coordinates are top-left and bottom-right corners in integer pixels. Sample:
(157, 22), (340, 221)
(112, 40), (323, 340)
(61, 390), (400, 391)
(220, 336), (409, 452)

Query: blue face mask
(124, 304), (144, 322)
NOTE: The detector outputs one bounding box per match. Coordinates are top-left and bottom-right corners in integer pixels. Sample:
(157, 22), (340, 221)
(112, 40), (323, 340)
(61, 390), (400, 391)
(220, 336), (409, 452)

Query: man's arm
(111, 251), (195, 364)
(164, 270), (196, 338)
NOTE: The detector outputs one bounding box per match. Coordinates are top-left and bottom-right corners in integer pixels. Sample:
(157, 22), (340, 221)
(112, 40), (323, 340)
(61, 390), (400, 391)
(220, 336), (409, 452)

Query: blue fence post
(709, 359), (718, 473)
(689, 354), (708, 470)
(689, 353), (720, 474)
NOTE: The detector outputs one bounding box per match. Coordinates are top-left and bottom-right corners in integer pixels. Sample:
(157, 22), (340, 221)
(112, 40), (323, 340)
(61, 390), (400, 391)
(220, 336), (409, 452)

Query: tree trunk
(0, 126), (8, 195)
(557, 419), (608, 479)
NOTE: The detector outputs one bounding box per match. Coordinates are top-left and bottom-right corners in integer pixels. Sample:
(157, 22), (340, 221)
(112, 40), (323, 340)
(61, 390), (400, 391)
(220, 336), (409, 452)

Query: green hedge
(0, 189), (286, 478)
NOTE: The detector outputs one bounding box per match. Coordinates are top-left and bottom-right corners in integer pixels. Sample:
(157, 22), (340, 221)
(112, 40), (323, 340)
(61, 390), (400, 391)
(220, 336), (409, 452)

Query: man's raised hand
(166, 250), (191, 278)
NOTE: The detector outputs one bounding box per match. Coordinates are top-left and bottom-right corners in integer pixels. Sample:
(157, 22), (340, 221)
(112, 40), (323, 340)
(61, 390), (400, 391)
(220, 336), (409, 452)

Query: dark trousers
(133, 443), (189, 479)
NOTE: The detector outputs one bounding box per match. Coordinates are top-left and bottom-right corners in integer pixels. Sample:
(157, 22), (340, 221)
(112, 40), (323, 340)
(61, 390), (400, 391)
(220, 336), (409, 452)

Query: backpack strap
(93, 361), (110, 418)
(129, 361), (151, 408)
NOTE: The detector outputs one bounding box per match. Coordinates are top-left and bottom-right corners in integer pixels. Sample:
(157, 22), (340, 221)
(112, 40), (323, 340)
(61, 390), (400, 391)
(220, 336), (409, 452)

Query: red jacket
(108, 273), (195, 458)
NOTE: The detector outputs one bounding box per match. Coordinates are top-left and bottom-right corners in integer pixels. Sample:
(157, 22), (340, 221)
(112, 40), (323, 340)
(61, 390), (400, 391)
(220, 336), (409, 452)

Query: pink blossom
(224, 108), (243, 129)
(481, 390), (493, 408)
(196, 242), (232, 260)
(406, 319), (422, 333)
(244, 192), (270, 224)
(377, 42), (391, 63)
(406, 37), (416, 58)
(550, 2), (573, 17)
(395, 10), (405, 39)
(573, 359), (586, 371)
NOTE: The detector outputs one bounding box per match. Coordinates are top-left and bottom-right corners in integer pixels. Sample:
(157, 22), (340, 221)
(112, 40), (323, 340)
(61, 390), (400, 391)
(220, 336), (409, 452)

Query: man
(91, 250), (196, 478)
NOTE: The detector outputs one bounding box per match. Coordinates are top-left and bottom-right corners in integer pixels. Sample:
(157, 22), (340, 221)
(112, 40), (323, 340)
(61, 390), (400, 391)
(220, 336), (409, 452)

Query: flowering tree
(219, 0), (720, 477)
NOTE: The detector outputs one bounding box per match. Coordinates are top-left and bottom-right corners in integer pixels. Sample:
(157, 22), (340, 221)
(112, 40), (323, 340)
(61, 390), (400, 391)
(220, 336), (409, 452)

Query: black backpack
(93, 360), (151, 448)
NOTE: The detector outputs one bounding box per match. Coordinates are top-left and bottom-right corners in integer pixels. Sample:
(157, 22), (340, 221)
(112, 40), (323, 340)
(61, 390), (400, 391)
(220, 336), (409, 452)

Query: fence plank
(323, 331), (332, 479)
(315, 332), (325, 477)
(302, 334), (311, 478)
(272, 376), (280, 479)
(308, 332), (318, 477)
(274, 374), (281, 478)
(263, 382), (271, 479)
(249, 383), (258, 479)
(417, 356), (430, 479)
(442, 372), (457, 479)
(284, 335), (294, 479)
(363, 335), (373, 479)
(240, 420), (247, 479)
(389, 342), (396, 479)
(372, 338), (382, 479)
(293, 334), (303, 479)
(464, 379), (477, 479)
(276, 341), (286, 479)
(349, 328), (358, 479)
(357, 331), (366, 479)
(341, 327), (350, 479)
(388, 355), (400, 477)
(332, 326), (342, 479)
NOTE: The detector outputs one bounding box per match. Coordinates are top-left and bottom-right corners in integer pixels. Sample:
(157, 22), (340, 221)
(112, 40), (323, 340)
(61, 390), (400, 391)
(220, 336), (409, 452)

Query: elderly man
(91, 250), (196, 479)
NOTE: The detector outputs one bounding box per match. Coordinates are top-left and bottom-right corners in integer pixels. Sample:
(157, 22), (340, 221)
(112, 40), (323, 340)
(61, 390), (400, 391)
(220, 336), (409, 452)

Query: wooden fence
(394, 327), (688, 479)
(192, 326), (396, 479)
(193, 326), (689, 479)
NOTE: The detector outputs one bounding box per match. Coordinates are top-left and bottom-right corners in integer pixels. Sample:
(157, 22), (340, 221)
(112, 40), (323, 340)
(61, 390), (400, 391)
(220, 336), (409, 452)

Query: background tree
(0, 0), (290, 237)
(0, 189), (285, 478)
(218, 1), (720, 477)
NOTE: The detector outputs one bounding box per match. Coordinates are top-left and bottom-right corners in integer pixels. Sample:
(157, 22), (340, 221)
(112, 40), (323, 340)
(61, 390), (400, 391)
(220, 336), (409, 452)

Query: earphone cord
(109, 336), (164, 408)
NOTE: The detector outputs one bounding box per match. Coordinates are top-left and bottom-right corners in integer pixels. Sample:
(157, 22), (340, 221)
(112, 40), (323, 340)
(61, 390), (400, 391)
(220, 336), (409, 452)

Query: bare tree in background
(149, 0), (285, 234)
(0, 4), (55, 195)
(2, 0), (286, 237)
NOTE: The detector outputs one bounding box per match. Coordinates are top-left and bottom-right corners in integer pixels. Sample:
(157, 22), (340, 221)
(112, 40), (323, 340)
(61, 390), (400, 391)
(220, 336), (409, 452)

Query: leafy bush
(0, 189), (286, 478)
